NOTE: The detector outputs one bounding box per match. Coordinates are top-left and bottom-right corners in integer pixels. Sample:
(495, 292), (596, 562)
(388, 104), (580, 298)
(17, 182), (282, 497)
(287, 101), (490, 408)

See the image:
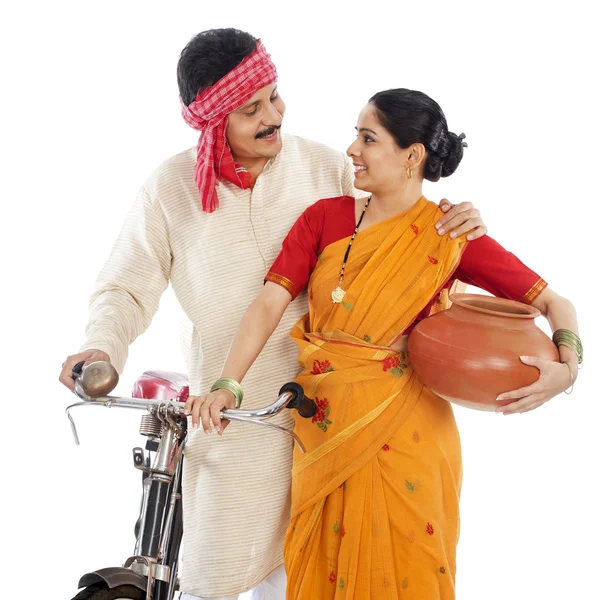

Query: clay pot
(407, 293), (559, 411)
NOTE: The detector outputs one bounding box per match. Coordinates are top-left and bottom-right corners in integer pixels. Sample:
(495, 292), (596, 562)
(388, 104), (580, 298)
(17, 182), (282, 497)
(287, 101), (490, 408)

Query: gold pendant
(331, 286), (346, 304)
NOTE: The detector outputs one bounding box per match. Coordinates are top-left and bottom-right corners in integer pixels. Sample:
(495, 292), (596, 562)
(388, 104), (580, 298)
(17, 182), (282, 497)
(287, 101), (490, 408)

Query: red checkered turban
(180, 40), (278, 213)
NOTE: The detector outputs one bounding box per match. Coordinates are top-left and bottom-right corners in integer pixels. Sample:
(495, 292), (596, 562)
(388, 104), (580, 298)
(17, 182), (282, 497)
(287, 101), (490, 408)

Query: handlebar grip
(279, 382), (317, 419)
(294, 396), (317, 419)
(71, 360), (86, 381)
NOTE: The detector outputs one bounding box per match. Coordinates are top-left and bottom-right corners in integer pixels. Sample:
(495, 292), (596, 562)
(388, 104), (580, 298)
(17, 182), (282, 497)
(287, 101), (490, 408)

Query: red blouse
(266, 197), (547, 333)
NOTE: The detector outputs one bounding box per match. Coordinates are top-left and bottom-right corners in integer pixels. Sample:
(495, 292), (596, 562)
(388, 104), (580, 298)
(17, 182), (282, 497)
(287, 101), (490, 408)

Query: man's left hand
(436, 199), (487, 240)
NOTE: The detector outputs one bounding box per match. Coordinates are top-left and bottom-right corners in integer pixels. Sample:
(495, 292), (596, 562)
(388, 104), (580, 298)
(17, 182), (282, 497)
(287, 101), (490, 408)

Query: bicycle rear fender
(78, 567), (147, 591)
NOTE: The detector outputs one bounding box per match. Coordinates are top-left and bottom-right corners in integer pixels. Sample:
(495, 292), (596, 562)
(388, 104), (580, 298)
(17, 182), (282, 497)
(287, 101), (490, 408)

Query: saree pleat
(284, 198), (468, 599)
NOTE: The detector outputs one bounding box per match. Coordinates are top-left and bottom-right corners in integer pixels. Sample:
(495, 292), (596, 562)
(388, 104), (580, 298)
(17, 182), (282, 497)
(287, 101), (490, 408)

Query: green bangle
(552, 329), (583, 365)
(210, 378), (243, 408)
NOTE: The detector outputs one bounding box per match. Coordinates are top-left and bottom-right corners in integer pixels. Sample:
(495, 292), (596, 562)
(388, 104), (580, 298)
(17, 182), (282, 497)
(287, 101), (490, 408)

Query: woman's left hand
(495, 356), (572, 415)
(436, 199), (488, 241)
(183, 389), (237, 434)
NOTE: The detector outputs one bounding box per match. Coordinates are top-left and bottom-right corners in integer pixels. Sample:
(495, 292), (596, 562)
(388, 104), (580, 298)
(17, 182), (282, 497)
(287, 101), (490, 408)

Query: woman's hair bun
(440, 132), (467, 178)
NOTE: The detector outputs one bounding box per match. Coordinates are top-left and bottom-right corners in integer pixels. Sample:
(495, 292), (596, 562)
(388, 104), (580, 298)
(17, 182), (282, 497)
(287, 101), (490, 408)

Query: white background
(2, 1), (598, 599)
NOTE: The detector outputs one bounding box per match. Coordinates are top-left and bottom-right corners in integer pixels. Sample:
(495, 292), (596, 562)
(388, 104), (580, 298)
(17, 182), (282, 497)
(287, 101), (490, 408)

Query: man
(59, 29), (486, 600)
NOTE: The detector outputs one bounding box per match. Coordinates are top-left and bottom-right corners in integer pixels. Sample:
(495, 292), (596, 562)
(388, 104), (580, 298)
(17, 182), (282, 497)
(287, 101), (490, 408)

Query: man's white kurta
(81, 134), (358, 597)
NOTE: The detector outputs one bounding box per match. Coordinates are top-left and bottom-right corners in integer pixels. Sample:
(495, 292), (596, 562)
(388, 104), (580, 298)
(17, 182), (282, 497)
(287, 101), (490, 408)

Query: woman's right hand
(184, 389), (237, 435)
(495, 355), (574, 414)
(59, 349), (111, 391)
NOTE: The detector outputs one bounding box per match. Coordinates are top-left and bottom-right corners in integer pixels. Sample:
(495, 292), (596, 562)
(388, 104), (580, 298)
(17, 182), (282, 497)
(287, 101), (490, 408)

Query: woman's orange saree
(284, 197), (468, 599)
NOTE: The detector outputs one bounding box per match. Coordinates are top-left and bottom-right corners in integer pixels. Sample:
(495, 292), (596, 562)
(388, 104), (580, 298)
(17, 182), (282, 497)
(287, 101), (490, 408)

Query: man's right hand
(59, 349), (111, 391)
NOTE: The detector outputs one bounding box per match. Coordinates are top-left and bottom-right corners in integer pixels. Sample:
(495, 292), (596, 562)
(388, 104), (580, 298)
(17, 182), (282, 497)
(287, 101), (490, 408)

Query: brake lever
(65, 400), (110, 445)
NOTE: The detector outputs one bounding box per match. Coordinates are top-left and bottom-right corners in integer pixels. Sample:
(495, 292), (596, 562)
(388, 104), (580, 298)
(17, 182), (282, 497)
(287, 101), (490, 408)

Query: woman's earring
(406, 167), (412, 180)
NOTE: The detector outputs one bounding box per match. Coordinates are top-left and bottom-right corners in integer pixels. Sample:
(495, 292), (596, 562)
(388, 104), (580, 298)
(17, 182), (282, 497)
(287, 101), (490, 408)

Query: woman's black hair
(369, 88), (466, 181)
(177, 28), (258, 106)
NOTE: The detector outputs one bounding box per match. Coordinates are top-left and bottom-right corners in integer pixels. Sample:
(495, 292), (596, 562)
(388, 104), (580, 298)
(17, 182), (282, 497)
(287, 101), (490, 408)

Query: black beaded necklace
(331, 196), (372, 304)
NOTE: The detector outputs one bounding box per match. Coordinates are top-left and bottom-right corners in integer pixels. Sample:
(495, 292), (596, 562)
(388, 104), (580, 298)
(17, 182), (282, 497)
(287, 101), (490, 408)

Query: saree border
(292, 389), (401, 477)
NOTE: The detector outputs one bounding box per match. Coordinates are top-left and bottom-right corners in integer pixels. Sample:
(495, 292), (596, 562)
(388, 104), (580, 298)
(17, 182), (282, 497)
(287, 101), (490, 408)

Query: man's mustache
(255, 125), (281, 139)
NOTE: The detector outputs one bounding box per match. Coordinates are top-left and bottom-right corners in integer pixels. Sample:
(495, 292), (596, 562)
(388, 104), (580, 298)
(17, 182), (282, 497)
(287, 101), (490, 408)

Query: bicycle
(66, 361), (316, 600)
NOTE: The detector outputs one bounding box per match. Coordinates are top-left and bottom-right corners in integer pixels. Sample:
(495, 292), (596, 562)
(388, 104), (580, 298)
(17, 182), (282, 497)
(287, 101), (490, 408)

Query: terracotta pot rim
(449, 293), (541, 319)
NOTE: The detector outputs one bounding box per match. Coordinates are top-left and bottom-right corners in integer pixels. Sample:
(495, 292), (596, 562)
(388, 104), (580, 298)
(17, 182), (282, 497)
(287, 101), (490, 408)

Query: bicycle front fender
(78, 566), (148, 591)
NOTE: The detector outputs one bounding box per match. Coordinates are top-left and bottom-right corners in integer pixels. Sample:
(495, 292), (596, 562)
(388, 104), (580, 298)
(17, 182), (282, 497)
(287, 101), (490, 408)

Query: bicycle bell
(80, 361), (119, 397)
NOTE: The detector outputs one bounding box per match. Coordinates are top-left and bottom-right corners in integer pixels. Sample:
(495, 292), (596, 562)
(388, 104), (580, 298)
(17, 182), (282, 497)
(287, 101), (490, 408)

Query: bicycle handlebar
(66, 363), (316, 452)
(70, 387), (308, 421)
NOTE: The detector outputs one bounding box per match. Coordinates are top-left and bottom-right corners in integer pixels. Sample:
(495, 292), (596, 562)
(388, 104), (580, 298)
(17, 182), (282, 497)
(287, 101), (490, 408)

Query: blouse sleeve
(455, 235), (547, 303)
(265, 201), (324, 300)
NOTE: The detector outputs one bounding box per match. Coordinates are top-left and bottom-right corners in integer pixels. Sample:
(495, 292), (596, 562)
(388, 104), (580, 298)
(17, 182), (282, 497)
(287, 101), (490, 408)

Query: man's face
(226, 83), (285, 162)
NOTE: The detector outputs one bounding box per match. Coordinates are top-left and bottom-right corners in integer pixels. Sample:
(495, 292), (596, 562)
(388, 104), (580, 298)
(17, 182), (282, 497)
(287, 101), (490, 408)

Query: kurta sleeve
(456, 235), (547, 303)
(265, 201), (323, 300)
(79, 187), (172, 372)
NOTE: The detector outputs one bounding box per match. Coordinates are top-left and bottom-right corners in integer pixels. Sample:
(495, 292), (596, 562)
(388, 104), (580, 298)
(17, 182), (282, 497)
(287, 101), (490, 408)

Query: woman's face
(346, 104), (409, 195)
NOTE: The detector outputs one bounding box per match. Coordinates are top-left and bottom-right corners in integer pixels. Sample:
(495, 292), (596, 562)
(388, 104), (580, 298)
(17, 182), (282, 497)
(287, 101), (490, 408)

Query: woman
(185, 89), (581, 599)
